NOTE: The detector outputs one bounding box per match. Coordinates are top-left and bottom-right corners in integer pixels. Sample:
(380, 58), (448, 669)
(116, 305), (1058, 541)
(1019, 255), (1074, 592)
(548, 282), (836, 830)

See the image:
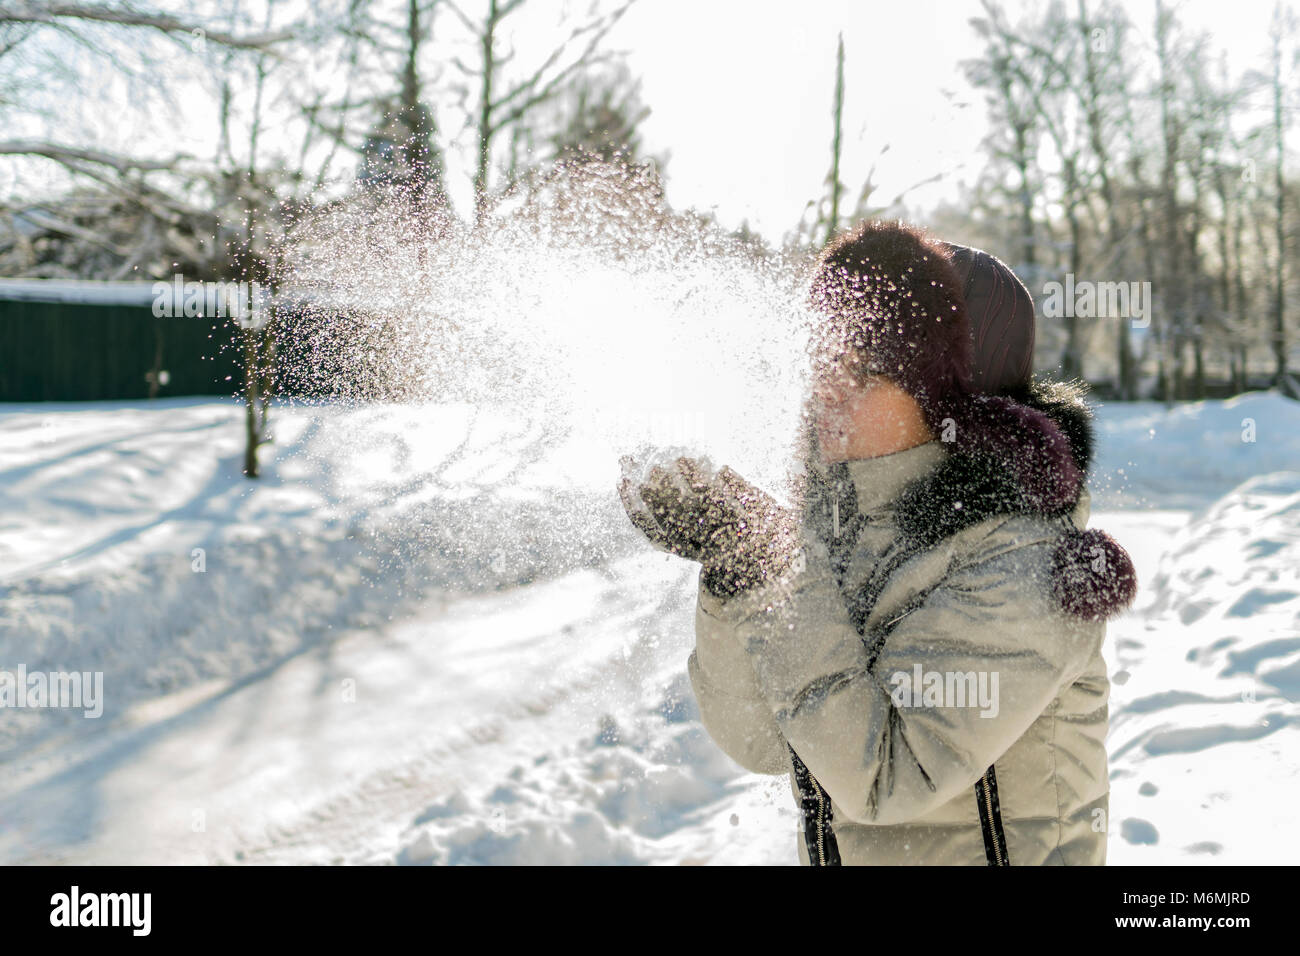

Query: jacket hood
(801, 378), (1138, 621)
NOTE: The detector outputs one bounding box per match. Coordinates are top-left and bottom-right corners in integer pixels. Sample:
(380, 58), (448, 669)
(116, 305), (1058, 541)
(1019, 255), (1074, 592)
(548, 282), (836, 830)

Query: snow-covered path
(2, 394), (1298, 864)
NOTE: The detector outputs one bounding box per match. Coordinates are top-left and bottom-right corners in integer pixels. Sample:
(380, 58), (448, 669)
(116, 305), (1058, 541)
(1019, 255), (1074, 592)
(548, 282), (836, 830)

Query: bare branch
(488, 1), (632, 136)
(21, 205), (133, 254)
(0, 2), (293, 50)
(442, 0), (478, 35)
(490, 1), (630, 116)
(0, 139), (194, 172)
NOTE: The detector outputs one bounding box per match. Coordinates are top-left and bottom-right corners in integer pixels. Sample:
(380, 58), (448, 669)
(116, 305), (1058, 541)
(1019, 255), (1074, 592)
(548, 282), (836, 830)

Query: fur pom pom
(1051, 528), (1138, 620)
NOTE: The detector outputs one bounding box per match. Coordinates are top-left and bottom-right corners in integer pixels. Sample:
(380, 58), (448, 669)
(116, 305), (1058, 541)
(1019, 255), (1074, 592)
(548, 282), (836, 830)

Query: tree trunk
(1271, 20), (1288, 390)
(243, 327), (261, 478)
(1062, 198), (1084, 380)
(1156, 0), (1180, 404)
(1078, 0), (1135, 398)
(825, 33), (845, 246)
(475, 0), (499, 223)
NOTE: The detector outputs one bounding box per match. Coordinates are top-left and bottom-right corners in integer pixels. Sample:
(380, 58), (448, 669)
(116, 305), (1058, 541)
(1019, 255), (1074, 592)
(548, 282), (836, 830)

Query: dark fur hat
(809, 219), (973, 431)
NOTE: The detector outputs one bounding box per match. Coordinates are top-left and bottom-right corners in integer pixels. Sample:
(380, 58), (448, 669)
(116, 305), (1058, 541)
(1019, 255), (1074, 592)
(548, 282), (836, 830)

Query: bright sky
(607, 0), (1290, 241)
(1, 0), (1289, 245)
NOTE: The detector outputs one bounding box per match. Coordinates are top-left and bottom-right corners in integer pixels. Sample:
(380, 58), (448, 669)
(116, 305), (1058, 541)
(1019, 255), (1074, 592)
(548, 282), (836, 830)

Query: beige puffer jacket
(688, 438), (1120, 866)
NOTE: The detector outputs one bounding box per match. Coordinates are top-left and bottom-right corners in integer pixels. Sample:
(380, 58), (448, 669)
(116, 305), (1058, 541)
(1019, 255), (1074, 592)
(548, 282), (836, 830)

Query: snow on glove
(618, 455), (799, 599)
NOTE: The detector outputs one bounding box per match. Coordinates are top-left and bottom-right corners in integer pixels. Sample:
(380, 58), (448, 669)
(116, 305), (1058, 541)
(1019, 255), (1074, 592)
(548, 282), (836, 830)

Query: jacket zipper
(789, 746), (840, 865)
(814, 784), (828, 864)
(976, 766), (1009, 866)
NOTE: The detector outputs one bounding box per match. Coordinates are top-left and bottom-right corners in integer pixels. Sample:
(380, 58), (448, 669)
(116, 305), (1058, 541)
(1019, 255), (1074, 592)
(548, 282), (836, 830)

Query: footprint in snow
(1121, 818), (1159, 845)
(1226, 588), (1297, 618)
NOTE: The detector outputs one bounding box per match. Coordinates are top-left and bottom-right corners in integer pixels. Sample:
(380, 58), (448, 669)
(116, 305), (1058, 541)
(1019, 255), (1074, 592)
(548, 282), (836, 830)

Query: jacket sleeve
(722, 525), (1104, 825)
(687, 572), (792, 776)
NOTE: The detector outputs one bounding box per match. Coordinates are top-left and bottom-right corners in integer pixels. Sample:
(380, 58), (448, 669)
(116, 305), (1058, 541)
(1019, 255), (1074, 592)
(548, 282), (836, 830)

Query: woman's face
(809, 352), (888, 460)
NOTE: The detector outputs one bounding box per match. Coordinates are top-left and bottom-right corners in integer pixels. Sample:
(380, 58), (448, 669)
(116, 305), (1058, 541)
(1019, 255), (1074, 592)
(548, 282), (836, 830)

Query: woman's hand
(618, 456), (799, 598)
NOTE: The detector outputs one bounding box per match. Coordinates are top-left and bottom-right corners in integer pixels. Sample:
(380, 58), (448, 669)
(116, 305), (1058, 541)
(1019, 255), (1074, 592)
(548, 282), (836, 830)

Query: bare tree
(793, 33), (940, 250)
(443, 0), (634, 221)
(0, 1), (350, 478)
(966, 6), (1044, 280)
(1078, 0), (1138, 397)
(1266, 3), (1295, 394)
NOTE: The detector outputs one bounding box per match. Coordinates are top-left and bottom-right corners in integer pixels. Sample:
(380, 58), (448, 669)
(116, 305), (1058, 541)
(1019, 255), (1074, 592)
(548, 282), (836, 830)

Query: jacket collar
(843, 441), (948, 515)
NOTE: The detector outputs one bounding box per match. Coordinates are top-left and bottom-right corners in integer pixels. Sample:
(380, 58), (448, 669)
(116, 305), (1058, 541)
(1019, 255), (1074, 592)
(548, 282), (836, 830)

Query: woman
(619, 220), (1137, 865)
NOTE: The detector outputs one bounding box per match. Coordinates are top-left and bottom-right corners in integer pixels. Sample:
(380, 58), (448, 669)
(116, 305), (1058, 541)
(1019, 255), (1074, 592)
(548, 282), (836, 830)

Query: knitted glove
(618, 455), (799, 599)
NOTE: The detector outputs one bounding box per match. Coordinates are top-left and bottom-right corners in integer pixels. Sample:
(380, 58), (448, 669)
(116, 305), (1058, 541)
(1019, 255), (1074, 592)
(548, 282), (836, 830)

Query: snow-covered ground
(1, 392), (1297, 864)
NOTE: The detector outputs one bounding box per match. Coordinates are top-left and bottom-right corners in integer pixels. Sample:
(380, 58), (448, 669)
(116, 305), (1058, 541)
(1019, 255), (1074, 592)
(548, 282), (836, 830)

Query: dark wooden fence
(0, 295), (242, 402)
